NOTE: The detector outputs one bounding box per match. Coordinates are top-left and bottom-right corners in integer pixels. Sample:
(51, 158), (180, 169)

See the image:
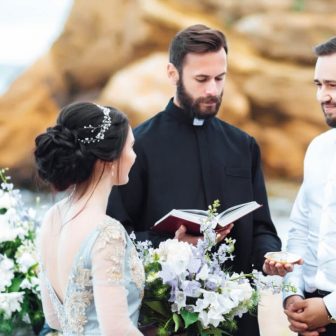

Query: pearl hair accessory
(78, 104), (112, 144)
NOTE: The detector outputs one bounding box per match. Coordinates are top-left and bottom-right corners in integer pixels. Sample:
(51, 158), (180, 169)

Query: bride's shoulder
(93, 216), (128, 249)
(99, 215), (124, 226)
(97, 215), (126, 235)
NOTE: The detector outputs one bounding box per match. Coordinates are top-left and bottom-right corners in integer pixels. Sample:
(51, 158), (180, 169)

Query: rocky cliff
(1, 0), (333, 186)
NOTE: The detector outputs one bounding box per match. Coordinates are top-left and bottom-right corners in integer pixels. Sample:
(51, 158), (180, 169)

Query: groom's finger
(287, 318), (309, 333)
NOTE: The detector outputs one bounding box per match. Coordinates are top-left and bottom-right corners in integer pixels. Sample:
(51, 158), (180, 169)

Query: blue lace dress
(39, 217), (145, 335)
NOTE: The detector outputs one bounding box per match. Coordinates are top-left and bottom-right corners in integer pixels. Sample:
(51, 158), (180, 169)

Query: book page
(180, 209), (208, 217)
(218, 203), (249, 218)
(217, 201), (261, 227)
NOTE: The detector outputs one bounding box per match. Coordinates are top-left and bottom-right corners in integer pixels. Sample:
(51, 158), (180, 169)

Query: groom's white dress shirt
(284, 128), (336, 318)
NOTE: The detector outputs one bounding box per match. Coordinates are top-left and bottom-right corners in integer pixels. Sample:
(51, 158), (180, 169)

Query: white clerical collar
(193, 118), (205, 126)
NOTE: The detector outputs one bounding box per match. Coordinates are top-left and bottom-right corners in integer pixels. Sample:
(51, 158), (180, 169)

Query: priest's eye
(196, 78), (207, 83)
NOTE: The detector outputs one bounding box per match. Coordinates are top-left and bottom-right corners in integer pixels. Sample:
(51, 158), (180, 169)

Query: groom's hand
(284, 295), (325, 336)
(284, 295), (309, 334)
(286, 298), (329, 331)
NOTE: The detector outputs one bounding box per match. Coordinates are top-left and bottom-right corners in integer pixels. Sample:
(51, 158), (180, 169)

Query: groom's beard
(321, 102), (336, 128)
(176, 78), (223, 120)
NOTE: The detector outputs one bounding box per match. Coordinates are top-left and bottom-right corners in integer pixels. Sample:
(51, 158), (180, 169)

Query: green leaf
(144, 300), (169, 318)
(8, 276), (23, 292)
(180, 309), (198, 328)
(172, 313), (182, 332)
(0, 318), (13, 334)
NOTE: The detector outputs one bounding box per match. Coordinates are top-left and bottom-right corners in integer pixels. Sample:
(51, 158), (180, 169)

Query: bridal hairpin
(78, 104), (112, 144)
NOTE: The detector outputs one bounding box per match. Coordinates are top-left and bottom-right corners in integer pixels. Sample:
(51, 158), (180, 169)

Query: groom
(283, 36), (336, 336)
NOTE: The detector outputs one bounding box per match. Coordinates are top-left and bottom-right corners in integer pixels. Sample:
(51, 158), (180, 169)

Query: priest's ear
(167, 63), (179, 85)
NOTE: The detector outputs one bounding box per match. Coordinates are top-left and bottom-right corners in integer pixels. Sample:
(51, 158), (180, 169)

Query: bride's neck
(70, 168), (113, 213)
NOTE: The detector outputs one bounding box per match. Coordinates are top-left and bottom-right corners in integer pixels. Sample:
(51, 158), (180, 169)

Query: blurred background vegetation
(1, 0), (335, 190)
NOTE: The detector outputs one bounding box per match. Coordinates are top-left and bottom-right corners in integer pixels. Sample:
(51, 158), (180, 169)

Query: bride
(34, 102), (144, 335)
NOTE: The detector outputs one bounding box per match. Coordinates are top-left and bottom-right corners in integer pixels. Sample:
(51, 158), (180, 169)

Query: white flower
(1, 182), (14, 191)
(207, 306), (224, 327)
(0, 292), (24, 319)
(193, 297), (209, 313)
(157, 239), (193, 276)
(198, 310), (211, 328)
(196, 293), (230, 327)
(0, 213), (20, 243)
(20, 278), (32, 290)
(172, 290), (187, 312)
(226, 275), (253, 304)
(0, 255), (15, 291)
(0, 190), (16, 209)
(16, 251), (37, 273)
(217, 293), (236, 314)
(0, 171), (43, 333)
(196, 264), (209, 281)
(206, 273), (222, 287)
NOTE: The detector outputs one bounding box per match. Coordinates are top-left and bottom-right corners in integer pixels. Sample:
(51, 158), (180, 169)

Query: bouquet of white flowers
(0, 169), (44, 335)
(134, 200), (293, 336)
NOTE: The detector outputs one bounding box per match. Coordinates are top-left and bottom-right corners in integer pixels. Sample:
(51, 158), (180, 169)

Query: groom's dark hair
(314, 36), (336, 56)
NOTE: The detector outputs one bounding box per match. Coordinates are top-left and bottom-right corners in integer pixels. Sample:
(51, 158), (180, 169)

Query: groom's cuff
(324, 291), (336, 321)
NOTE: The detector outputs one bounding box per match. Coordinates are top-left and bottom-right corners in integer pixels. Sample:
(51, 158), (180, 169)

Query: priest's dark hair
(314, 36), (336, 56)
(169, 24), (228, 72)
(34, 101), (129, 192)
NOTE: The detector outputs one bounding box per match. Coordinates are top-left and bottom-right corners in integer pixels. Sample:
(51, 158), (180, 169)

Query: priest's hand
(174, 223), (234, 246)
(262, 257), (303, 276)
(174, 225), (202, 245)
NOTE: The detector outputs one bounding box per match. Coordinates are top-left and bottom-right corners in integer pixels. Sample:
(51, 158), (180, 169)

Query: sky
(0, 0), (73, 66)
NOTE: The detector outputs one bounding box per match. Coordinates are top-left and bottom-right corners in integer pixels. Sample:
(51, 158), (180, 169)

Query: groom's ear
(167, 63), (179, 85)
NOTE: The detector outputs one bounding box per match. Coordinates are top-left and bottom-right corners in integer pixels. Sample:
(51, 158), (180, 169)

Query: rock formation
(0, 0), (332, 186)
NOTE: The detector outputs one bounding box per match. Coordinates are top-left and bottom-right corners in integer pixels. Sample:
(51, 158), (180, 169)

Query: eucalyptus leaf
(180, 309), (198, 328)
(172, 313), (182, 332)
(145, 300), (169, 317)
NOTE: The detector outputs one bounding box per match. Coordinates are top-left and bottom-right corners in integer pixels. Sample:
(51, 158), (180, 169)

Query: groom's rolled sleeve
(283, 185), (309, 303)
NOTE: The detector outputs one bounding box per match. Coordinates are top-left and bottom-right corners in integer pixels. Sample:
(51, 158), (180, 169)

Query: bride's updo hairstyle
(34, 102), (129, 191)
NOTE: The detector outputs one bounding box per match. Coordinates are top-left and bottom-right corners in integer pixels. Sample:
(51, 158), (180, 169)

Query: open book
(151, 201), (262, 235)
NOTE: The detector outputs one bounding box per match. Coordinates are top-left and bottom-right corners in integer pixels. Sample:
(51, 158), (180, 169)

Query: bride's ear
(104, 161), (115, 176)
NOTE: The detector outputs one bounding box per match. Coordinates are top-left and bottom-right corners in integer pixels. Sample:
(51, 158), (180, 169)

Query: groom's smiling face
(314, 53), (336, 128)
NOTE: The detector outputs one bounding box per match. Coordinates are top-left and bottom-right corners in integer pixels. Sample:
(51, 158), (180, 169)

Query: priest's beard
(322, 103), (336, 128)
(176, 78), (223, 120)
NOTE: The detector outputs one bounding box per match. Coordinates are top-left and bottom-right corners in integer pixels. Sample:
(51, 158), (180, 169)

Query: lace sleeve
(91, 221), (143, 335)
(39, 273), (62, 330)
